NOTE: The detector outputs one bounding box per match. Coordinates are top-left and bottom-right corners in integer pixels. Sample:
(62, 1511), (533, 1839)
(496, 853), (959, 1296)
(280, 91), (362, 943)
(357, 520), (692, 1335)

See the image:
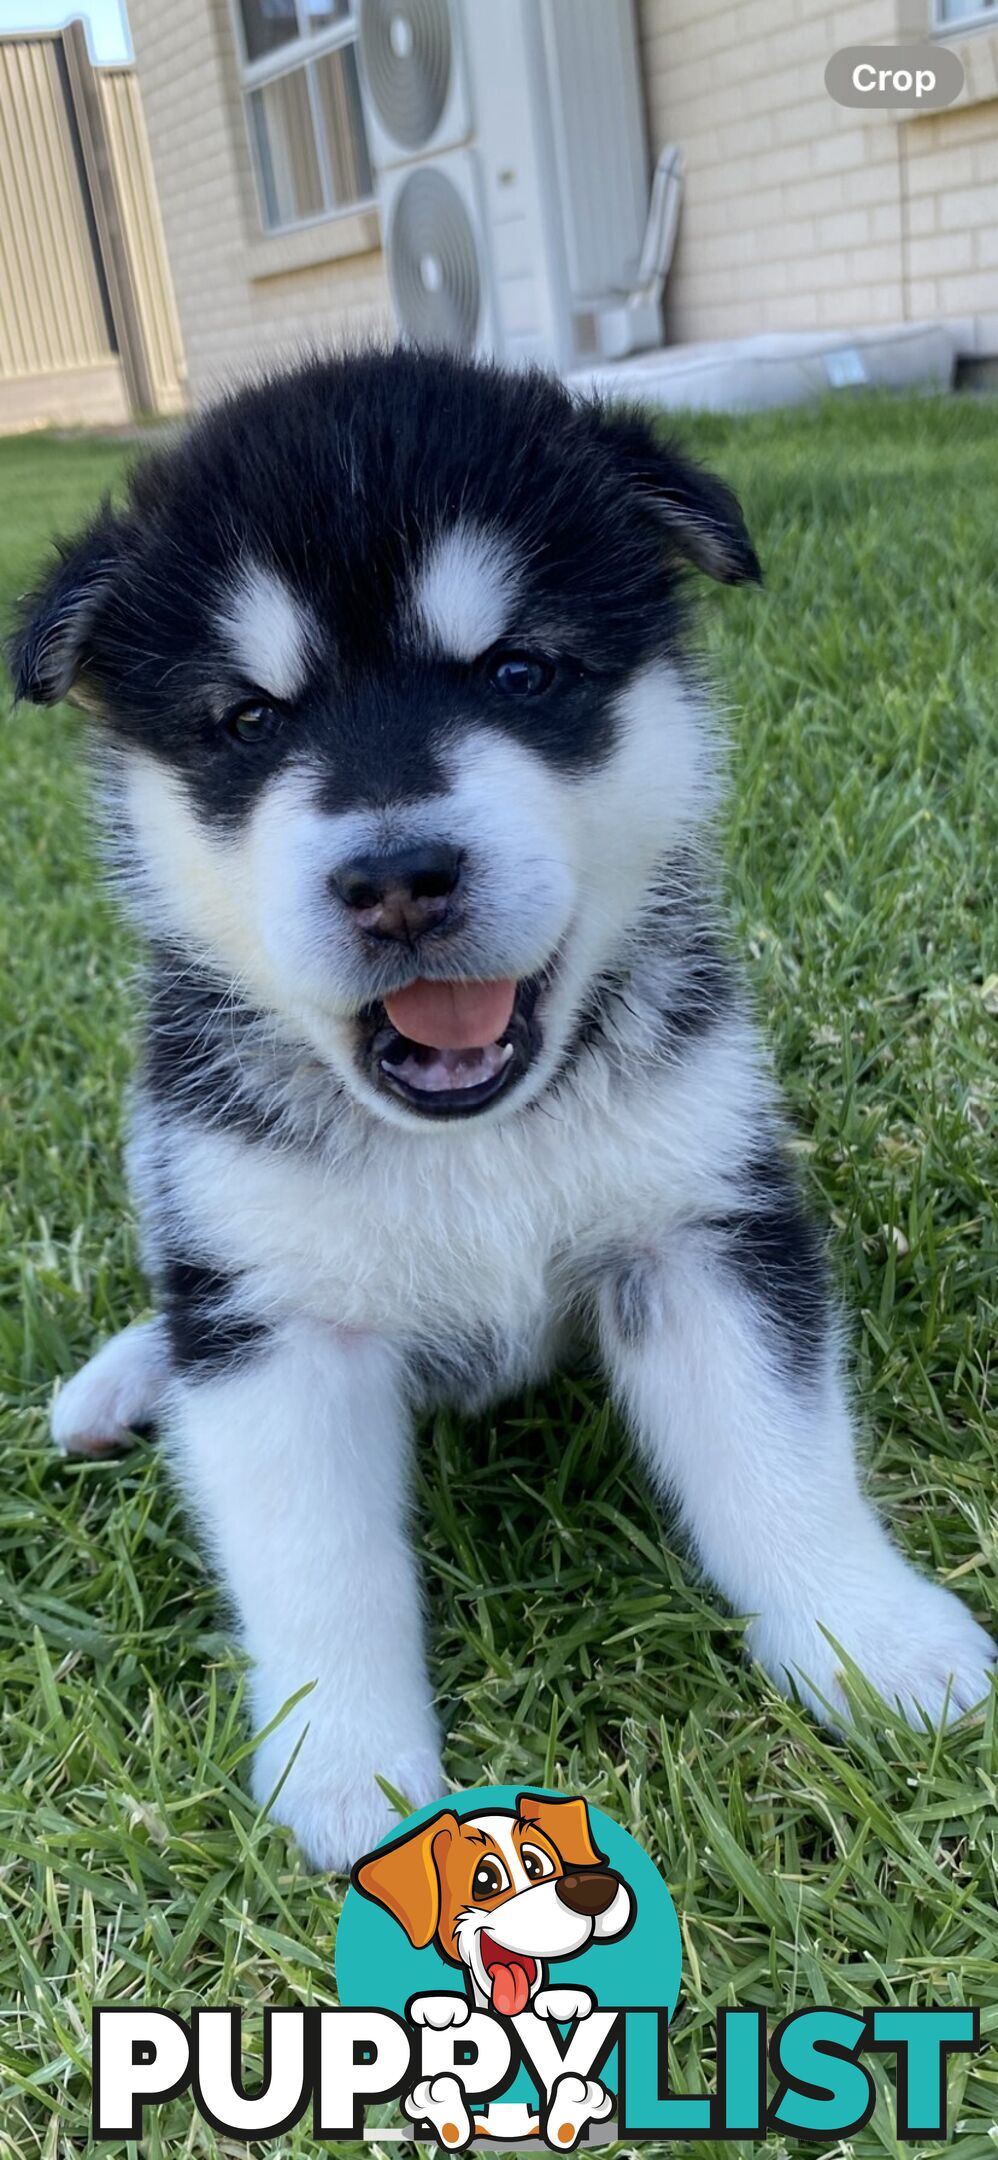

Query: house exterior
(125, 0), (998, 406)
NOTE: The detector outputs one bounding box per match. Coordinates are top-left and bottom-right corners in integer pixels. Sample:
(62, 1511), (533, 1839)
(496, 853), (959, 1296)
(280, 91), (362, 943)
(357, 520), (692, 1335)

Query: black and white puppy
(13, 350), (993, 1870)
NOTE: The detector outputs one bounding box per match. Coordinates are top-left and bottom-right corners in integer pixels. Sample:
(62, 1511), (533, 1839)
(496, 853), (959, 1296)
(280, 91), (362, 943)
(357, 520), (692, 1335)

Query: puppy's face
(12, 352), (758, 1130)
(354, 1793), (634, 2014)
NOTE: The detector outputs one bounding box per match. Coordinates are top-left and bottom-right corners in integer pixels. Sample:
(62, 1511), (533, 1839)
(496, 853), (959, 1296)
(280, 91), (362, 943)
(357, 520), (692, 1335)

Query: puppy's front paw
(532, 1987), (595, 2024)
(409, 1995), (471, 2030)
(750, 1560), (996, 1731)
(51, 1317), (170, 1457)
(253, 1746), (445, 1873)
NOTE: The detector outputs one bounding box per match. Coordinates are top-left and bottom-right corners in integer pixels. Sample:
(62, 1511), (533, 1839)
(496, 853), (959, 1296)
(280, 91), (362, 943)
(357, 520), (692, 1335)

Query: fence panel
(97, 66), (186, 414)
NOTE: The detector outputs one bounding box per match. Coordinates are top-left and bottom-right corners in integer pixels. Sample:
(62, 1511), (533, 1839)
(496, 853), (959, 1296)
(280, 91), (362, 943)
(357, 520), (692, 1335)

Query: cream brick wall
(637, 0), (998, 344)
(127, 0), (391, 402)
(130, 0), (997, 391)
(903, 97), (998, 321)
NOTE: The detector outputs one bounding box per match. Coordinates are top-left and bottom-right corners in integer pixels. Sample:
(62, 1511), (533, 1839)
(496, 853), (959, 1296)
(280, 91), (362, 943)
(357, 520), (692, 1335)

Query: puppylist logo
(92, 1786), (979, 2147)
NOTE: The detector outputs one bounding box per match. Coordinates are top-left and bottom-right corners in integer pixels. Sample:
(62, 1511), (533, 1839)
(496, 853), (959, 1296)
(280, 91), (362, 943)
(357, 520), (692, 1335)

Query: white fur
(65, 645), (995, 1873)
(52, 1317), (170, 1455)
(215, 561), (316, 700)
(66, 964), (994, 1874)
(165, 1322), (442, 1870)
(533, 1989), (596, 2024)
(445, 1813), (630, 2011)
(597, 1250), (996, 1727)
(409, 1999), (471, 2031)
(545, 2073), (614, 2150)
(413, 524), (518, 659)
(136, 1013), (770, 1355)
(405, 2075), (472, 2146)
(111, 660), (715, 1134)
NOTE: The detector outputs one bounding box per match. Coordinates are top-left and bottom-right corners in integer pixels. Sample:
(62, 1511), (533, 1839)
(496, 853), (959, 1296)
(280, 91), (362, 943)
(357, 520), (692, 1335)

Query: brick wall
(637, 0), (998, 346)
(902, 96), (998, 322)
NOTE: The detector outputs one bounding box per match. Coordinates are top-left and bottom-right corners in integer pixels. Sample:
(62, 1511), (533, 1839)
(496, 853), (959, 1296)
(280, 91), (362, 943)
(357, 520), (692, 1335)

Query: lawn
(1, 395), (996, 2159)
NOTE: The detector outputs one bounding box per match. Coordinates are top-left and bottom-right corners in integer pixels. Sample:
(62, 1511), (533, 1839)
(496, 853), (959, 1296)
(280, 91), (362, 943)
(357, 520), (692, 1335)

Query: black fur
(587, 407), (762, 586)
(9, 347), (765, 1197)
(713, 1150), (830, 1379)
(11, 511), (120, 705)
(605, 1256), (656, 1348)
(160, 1255), (270, 1378)
(406, 1324), (529, 1412)
(657, 928), (733, 1047)
(142, 951), (299, 1150)
(539, 851), (736, 1095)
(9, 350), (759, 830)
(595, 1147), (829, 1372)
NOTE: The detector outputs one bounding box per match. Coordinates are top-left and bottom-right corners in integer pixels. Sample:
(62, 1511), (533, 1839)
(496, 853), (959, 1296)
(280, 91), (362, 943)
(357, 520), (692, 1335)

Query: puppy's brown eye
(225, 700), (279, 745)
(472, 1858), (508, 1898)
(489, 651), (554, 699)
(520, 1844), (555, 1882)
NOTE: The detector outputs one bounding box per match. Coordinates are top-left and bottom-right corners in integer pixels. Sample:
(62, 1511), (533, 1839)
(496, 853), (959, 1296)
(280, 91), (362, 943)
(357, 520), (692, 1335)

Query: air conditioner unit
(379, 150), (498, 357)
(357, 0), (652, 373)
(358, 0), (472, 170)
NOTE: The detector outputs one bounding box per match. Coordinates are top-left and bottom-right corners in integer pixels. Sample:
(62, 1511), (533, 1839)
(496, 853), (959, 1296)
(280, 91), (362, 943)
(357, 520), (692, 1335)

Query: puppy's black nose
(331, 843), (463, 942)
(555, 1870), (620, 1917)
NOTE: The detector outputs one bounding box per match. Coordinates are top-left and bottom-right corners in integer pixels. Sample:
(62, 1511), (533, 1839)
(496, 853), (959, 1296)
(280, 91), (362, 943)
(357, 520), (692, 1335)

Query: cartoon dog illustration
(353, 1793), (632, 2145)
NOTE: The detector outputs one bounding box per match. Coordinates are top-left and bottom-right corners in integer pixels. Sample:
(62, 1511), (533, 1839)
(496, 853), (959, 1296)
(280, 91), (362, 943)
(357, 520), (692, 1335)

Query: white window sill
(933, 22), (998, 107)
(933, 9), (998, 33)
(892, 4), (998, 113)
(245, 206), (381, 283)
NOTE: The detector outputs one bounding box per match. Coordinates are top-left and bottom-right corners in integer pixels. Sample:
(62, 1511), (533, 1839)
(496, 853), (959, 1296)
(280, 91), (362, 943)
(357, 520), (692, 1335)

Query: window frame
(229, 0), (376, 239)
(931, 0), (998, 31)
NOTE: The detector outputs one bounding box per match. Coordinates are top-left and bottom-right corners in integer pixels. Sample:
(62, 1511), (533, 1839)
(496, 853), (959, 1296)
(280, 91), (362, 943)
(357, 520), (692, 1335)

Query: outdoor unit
(357, 0), (651, 372)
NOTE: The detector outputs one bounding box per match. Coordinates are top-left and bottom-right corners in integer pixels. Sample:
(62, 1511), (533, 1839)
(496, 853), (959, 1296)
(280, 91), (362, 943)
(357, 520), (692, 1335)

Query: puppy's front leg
(167, 1316), (442, 1870)
(598, 1204), (995, 1729)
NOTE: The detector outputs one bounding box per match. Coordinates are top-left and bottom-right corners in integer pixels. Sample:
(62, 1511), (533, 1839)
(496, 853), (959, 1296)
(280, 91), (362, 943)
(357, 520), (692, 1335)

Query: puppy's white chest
(330, 1149), (556, 1342)
(152, 1022), (753, 1352)
(163, 1117), (565, 1343)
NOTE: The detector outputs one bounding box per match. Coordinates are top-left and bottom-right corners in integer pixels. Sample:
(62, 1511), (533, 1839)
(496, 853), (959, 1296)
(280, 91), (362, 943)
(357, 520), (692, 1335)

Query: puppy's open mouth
(363, 976), (543, 1119)
(479, 1931), (538, 2017)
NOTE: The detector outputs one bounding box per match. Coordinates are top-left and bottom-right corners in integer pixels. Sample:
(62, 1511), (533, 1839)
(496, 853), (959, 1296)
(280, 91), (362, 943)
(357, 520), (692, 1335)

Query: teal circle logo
(336, 1785), (681, 2130)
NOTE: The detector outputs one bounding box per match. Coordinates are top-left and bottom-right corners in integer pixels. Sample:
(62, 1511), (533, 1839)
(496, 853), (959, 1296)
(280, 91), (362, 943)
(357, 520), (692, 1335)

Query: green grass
(1, 396), (996, 2159)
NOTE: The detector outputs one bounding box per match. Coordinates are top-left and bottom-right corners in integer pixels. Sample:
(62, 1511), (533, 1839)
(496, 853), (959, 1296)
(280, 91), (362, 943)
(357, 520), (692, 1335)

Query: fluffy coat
(13, 350), (994, 1870)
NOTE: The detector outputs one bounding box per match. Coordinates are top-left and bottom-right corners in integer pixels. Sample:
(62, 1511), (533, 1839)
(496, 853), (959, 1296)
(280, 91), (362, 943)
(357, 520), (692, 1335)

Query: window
(234, 0), (374, 235)
(934, 0), (998, 24)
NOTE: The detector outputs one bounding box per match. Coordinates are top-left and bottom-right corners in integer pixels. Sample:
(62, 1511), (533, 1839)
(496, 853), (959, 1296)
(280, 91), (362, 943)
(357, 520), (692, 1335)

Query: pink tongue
(490, 1961), (530, 2017)
(384, 979), (516, 1051)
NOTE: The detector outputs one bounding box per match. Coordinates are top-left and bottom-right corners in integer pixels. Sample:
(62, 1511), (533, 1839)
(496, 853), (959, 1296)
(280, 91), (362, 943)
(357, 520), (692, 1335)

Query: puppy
(354, 1792), (629, 2144)
(354, 1792), (633, 2018)
(12, 349), (994, 1871)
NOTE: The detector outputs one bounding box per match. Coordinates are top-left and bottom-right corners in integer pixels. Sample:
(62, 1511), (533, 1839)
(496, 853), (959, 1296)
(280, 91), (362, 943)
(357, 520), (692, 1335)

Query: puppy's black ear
(593, 408), (762, 586)
(9, 508), (125, 707)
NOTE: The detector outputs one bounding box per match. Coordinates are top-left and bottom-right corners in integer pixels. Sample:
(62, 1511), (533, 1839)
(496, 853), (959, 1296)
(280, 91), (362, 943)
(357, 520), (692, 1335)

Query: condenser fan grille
(360, 0), (454, 152)
(387, 166), (481, 353)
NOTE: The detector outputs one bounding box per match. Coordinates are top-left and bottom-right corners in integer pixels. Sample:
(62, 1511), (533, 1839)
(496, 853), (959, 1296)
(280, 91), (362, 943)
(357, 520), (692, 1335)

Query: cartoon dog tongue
(384, 979), (516, 1051)
(489, 1956), (532, 2018)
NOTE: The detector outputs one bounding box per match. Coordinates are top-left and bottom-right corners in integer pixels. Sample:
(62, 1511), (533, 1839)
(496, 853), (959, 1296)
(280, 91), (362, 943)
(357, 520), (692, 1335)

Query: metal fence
(0, 20), (186, 431)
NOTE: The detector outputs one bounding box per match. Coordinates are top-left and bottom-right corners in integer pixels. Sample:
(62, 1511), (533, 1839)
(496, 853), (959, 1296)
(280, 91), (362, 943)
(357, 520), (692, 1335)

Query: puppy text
(92, 2002), (978, 2148)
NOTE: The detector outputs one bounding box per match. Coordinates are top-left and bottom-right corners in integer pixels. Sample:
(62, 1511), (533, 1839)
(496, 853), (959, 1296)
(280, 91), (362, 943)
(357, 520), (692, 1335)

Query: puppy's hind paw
(544, 2075), (613, 2150)
(51, 1317), (171, 1458)
(406, 2075), (473, 2149)
(256, 1747), (445, 1874)
(749, 1562), (997, 1733)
